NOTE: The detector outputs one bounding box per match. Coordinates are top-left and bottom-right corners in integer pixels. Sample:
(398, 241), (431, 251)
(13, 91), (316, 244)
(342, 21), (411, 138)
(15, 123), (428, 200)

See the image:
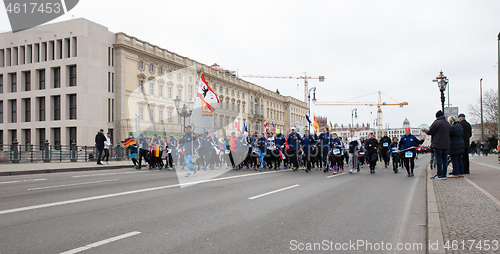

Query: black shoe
(407, 174), (411, 177)
(411, 173), (414, 177)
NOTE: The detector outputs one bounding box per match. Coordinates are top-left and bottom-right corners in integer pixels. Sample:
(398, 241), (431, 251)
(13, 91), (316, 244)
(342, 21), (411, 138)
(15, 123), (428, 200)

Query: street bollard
(71, 140), (77, 162)
(44, 140), (51, 163)
(116, 144), (122, 161)
(12, 139), (20, 163)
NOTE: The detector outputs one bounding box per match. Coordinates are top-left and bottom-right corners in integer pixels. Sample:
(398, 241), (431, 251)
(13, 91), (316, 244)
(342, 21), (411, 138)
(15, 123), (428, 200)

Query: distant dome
(403, 118), (410, 128)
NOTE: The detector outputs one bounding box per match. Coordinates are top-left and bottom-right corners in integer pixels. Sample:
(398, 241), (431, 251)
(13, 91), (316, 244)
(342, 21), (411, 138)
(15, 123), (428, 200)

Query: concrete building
(0, 18), (308, 146)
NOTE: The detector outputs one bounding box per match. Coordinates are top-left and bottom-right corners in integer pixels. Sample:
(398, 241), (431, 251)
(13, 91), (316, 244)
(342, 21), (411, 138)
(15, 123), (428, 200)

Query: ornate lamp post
(174, 96), (193, 131)
(351, 108), (358, 129)
(433, 71), (448, 113)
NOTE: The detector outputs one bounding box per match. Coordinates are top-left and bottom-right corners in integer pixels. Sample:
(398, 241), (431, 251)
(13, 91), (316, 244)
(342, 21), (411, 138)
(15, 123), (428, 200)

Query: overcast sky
(1, 0), (499, 129)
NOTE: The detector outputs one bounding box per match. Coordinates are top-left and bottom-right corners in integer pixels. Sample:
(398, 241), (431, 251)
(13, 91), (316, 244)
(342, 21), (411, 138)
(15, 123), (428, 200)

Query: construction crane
(242, 73), (325, 111)
(315, 91), (408, 138)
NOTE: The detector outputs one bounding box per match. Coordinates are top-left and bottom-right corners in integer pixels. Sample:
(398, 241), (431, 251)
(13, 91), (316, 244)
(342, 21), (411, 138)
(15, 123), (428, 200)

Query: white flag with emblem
(196, 74), (220, 112)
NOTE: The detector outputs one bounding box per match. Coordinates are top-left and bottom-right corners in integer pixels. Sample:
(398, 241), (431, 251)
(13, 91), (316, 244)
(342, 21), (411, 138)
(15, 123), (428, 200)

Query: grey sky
(1, 0), (498, 129)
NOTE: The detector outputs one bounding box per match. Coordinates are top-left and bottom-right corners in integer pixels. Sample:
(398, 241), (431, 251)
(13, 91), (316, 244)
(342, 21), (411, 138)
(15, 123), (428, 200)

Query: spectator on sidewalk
(477, 141), (482, 156)
(470, 141), (476, 156)
(94, 129), (106, 165)
(422, 110), (450, 180)
(458, 113), (472, 174)
(483, 140), (490, 156)
(102, 132), (112, 164)
(448, 116), (464, 178)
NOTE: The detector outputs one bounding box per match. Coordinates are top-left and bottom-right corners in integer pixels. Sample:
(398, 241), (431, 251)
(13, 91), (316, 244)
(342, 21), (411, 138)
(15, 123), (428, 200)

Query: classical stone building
(0, 18), (308, 146)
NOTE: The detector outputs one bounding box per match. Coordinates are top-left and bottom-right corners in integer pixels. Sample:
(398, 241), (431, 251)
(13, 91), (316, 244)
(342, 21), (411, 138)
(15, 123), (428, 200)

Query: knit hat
(458, 113), (465, 118)
(205, 131), (209, 134)
(139, 134), (144, 137)
(436, 110), (444, 118)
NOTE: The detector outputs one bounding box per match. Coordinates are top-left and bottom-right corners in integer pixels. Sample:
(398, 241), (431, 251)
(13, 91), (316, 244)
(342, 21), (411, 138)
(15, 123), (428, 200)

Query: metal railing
(0, 139), (131, 164)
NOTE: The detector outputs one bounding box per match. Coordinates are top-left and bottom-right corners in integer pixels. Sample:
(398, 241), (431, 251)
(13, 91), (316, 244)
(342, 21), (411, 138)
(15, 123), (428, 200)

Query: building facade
(0, 18), (308, 146)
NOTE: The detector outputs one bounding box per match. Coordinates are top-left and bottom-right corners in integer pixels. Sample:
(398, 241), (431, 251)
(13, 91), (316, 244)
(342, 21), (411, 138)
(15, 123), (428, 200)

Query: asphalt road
(0, 155), (429, 253)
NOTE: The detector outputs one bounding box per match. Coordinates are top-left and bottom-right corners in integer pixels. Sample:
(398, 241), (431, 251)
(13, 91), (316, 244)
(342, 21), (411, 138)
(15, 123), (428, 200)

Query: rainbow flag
(123, 138), (136, 147)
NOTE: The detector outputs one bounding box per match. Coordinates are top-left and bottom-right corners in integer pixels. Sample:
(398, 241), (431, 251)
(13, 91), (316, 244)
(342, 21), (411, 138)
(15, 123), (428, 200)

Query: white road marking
(72, 171), (147, 178)
(28, 179), (119, 191)
(248, 184), (300, 200)
(0, 178), (47, 184)
(326, 172), (347, 178)
(0, 169), (286, 215)
(59, 231), (141, 254)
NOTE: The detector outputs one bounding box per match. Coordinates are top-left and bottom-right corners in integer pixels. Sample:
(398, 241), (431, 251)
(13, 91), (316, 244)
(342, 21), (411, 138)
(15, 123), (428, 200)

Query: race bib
(392, 147), (398, 152)
(225, 149), (231, 154)
(383, 142), (389, 147)
(333, 148), (340, 155)
(405, 151), (413, 158)
(359, 151), (365, 155)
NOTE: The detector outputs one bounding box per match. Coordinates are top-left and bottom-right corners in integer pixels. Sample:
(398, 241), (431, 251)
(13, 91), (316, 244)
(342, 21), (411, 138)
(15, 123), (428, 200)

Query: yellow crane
(242, 73), (325, 110)
(314, 91), (408, 138)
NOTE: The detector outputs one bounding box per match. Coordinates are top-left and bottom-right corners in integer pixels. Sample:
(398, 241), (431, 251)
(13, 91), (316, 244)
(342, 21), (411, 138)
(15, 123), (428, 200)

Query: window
(52, 128), (61, 149)
(69, 127), (77, 145)
(237, 91), (240, 98)
(242, 93), (245, 99)
(159, 110), (163, 122)
(37, 97), (45, 121)
(53, 67), (60, 88)
(69, 94), (77, 119)
(139, 108), (144, 120)
(53, 96), (60, 121)
(237, 104), (240, 112)
(231, 90), (234, 96)
(177, 88), (181, 98)
(37, 69), (45, 90)
(149, 64), (154, 73)
(108, 72), (111, 92)
(219, 86), (222, 93)
(226, 88), (228, 94)
(168, 112), (172, 123)
(188, 86), (193, 100)
(139, 61), (144, 69)
(111, 73), (114, 92)
(220, 118), (223, 129)
(24, 71), (30, 91)
(10, 99), (17, 123)
(24, 129), (31, 146)
(138, 80), (144, 93)
(0, 101), (2, 123)
(37, 128), (45, 148)
(213, 84), (216, 90)
(189, 76), (192, 83)
(242, 105), (245, 114)
(168, 87), (172, 99)
(159, 67), (163, 75)
(149, 109), (154, 121)
(24, 98), (30, 122)
(69, 66), (77, 86)
(0, 74), (3, 93)
(11, 73), (17, 92)
(177, 73), (182, 81)
(168, 70), (172, 78)
(232, 102), (235, 111)
(149, 82), (154, 95)
(159, 85), (163, 97)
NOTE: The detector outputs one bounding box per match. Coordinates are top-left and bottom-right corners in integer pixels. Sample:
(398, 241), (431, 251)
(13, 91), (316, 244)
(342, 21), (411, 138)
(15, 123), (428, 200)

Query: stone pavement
(432, 154), (500, 254)
(0, 160), (134, 176)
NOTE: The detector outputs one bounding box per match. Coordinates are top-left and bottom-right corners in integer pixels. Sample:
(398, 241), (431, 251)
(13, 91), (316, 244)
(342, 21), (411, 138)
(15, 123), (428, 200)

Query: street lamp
(433, 70), (448, 113)
(308, 87), (317, 131)
(480, 78), (484, 142)
(174, 95), (193, 132)
(351, 108), (358, 129)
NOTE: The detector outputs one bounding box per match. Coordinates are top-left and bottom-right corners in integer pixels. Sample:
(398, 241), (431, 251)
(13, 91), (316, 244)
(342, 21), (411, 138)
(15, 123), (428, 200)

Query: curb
(0, 165), (130, 176)
(427, 164), (445, 254)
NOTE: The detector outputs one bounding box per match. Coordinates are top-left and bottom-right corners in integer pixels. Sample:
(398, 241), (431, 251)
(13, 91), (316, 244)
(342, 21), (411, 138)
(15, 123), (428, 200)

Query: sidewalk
(0, 160), (134, 176)
(430, 154), (500, 254)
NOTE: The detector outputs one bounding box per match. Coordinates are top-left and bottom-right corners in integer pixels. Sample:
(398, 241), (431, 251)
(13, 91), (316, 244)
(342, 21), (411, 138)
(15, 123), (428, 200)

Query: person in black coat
(94, 129), (106, 165)
(365, 132), (379, 174)
(379, 131), (392, 168)
(448, 116), (464, 177)
(458, 113), (472, 174)
(422, 110), (450, 179)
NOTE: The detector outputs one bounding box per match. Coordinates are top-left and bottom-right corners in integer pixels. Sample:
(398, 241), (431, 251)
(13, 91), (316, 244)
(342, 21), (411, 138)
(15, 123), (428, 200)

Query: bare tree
(467, 89), (498, 137)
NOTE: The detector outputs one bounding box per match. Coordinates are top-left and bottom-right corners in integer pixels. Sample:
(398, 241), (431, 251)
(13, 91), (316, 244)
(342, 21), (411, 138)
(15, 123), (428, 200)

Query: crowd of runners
(121, 124), (427, 177)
